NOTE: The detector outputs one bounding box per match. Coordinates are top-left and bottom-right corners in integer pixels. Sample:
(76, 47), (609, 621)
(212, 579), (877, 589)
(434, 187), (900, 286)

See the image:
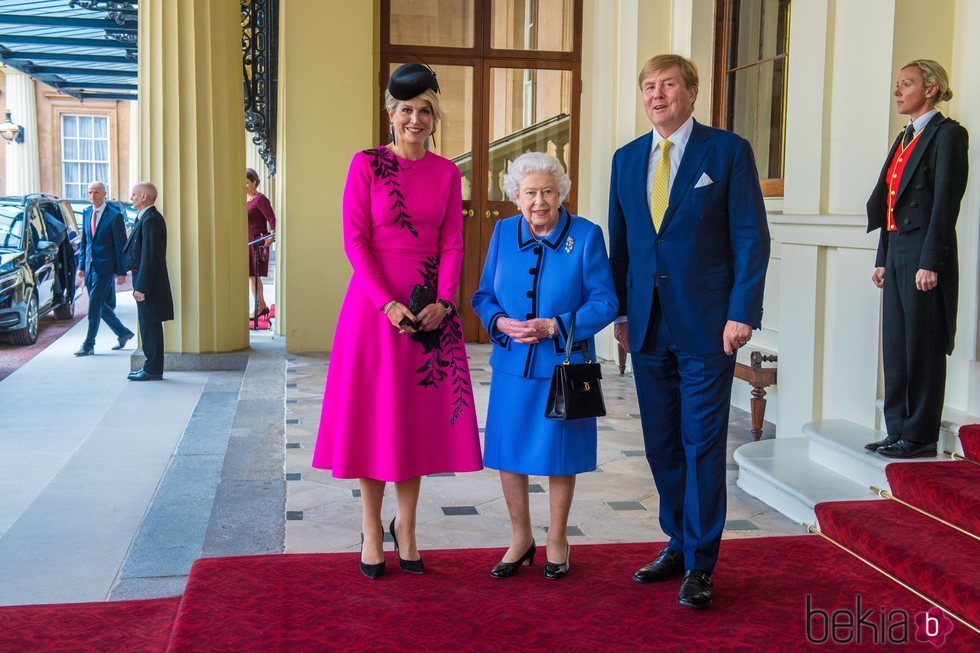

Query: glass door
(382, 0), (582, 343)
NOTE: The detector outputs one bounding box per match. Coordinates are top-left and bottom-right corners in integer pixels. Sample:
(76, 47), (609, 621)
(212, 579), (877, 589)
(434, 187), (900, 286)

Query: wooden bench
(616, 344), (777, 441)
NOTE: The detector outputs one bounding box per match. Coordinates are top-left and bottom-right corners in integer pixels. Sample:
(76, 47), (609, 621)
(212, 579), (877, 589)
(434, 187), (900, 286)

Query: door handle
(461, 209), (474, 218)
(484, 210), (499, 219)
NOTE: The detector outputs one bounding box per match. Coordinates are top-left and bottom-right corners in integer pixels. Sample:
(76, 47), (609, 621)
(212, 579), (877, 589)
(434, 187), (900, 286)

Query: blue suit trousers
(631, 293), (735, 573)
(83, 276), (131, 348)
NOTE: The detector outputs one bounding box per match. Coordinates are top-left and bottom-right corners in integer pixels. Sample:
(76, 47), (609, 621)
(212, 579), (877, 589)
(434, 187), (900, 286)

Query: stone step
(805, 419), (947, 490)
(734, 437), (877, 526)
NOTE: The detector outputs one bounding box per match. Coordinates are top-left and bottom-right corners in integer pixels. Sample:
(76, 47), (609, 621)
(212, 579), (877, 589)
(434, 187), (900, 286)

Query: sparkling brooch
(565, 236), (574, 253)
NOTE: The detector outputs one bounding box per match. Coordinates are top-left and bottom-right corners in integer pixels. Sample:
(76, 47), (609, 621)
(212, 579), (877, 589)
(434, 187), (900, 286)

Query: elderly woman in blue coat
(473, 152), (618, 580)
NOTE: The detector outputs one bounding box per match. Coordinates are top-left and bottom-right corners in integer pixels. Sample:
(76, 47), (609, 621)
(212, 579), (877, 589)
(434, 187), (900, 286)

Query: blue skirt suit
(472, 208), (618, 476)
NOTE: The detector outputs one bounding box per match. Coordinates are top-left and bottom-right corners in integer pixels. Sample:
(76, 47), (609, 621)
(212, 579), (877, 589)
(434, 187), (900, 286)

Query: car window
(0, 207), (26, 249)
(39, 203), (68, 242)
(28, 206), (48, 249)
(58, 201), (79, 233)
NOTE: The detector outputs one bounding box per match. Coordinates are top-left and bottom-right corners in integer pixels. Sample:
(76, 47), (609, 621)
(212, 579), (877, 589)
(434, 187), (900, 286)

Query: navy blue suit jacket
(80, 203), (128, 287)
(472, 209), (618, 378)
(608, 120), (771, 355)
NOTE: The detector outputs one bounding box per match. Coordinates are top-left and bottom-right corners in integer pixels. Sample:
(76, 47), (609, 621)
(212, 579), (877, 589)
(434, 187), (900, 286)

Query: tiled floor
(283, 345), (804, 556)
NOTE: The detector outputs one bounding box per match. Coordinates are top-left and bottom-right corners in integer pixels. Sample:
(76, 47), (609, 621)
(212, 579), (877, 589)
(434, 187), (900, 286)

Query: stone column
(128, 98), (139, 198)
(3, 69), (41, 195)
(276, 0), (374, 351)
(138, 0), (249, 362)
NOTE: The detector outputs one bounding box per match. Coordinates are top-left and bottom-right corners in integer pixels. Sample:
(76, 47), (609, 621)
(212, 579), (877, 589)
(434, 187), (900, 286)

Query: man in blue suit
(75, 181), (135, 356)
(608, 55), (770, 608)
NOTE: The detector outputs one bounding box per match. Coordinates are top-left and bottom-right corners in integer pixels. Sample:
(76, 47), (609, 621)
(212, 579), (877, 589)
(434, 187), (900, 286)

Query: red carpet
(959, 424), (980, 460)
(163, 536), (974, 652)
(886, 461), (980, 534)
(0, 291), (88, 382)
(1, 537), (976, 651)
(0, 596), (179, 653)
(816, 499), (980, 629)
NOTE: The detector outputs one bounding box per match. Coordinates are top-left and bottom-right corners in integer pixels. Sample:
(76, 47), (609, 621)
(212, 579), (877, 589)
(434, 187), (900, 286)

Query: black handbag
(400, 284), (440, 351)
(545, 314), (606, 420)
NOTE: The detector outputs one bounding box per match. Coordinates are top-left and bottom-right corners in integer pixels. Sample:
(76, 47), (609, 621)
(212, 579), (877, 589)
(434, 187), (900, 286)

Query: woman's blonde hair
(384, 89), (442, 138)
(903, 59), (954, 104)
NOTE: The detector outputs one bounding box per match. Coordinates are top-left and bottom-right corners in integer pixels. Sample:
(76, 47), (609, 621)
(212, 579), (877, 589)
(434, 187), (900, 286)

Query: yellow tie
(651, 139), (672, 232)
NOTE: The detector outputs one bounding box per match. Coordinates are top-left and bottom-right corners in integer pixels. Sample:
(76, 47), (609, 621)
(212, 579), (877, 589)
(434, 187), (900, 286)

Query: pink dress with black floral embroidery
(312, 147), (482, 482)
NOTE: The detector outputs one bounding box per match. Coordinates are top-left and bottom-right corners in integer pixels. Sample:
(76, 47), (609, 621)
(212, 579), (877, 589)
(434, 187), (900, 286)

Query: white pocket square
(694, 172), (714, 188)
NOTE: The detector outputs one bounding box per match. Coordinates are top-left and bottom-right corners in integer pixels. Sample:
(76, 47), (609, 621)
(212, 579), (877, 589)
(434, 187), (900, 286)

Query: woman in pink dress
(312, 64), (482, 578)
(245, 168), (275, 318)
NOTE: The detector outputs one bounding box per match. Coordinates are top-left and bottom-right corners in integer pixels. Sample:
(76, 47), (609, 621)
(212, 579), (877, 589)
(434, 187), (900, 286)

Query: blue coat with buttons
(472, 208), (618, 379)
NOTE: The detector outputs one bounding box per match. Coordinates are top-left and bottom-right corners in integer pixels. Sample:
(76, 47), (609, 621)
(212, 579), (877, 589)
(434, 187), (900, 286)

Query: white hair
(502, 152), (571, 205)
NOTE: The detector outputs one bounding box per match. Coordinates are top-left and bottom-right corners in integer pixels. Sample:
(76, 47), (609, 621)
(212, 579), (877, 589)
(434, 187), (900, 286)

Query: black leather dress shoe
(877, 438), (937, 459)
(633, 547), (684, 583)
(544, 543), (570, 580)
(112, 332), (135, 351)
(678, 569), (712, 609)
(865, 433), (900, 452)
(74, 346), (94, 357)
(128, 370), (163, 381)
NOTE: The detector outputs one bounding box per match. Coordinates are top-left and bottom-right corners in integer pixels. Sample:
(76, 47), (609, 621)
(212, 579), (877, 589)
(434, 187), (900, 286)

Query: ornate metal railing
(241, 0), (279, 175)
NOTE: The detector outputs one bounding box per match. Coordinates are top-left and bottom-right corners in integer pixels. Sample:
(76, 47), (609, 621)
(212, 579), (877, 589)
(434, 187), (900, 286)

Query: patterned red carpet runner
(885, 461), (980, 534)
(0, 596), (178, 653)
(5, 535), (969, 652)
(958, 424), (980, 460)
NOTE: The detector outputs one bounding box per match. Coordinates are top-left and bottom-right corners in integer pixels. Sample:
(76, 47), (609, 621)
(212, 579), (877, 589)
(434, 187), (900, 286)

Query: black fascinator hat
(388, 63), (440, 100)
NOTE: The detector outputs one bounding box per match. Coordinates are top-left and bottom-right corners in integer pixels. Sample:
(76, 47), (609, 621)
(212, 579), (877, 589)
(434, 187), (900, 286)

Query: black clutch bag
(545, 313), (606, 420)
(400, 284), (440, 351)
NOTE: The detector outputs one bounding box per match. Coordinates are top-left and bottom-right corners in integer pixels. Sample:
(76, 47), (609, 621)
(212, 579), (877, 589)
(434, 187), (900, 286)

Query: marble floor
(283, 345), (804, 556)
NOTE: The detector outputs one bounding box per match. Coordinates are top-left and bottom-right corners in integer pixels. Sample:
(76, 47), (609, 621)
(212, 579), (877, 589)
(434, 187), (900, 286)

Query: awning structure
(0, 0), (137, 101)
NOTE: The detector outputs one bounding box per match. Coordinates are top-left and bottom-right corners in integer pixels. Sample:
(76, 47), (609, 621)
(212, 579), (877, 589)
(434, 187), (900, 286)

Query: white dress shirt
(617, 116), (696, 326)
(907, 108), (938, 140)
(646, 115), (695, 217)
(136, 204), (154, 221)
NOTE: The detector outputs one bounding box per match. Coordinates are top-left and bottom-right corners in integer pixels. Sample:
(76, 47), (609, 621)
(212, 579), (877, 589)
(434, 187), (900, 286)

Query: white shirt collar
(909, 109), (938, 137)
(137, 204), (154, 220)
(651, 115), (695, 153)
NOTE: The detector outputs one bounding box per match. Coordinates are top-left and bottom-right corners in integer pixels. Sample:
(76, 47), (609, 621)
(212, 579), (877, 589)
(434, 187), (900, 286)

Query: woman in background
(246, 168), (276, 318)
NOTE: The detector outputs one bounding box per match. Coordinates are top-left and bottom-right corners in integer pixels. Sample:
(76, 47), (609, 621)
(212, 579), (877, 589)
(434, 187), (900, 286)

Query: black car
(0, 195), (80, 345)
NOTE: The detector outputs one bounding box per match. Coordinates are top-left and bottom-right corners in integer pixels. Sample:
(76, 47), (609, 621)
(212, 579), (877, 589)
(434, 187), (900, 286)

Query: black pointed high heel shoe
(544, 543), (570, 580)
(389, 516), (424, 574)
(490, 540), (536, 578)
(359, 533), (385, 579)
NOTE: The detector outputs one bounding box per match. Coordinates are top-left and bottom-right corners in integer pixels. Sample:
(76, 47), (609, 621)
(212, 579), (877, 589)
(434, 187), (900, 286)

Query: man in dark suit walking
(124, 182), (174, 381)
(75, 181), (135, 356)
(865, 59), (968, 459)
(608, 54), (770, 608)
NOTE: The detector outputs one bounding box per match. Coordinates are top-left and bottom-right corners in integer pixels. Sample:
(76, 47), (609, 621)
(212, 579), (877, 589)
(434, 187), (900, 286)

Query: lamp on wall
(0, 109), (25, 144)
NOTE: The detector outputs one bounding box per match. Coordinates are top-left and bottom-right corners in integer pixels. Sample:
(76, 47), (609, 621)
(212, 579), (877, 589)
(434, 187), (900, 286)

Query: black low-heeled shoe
(490, 541), (536, 578)
(359, 533), (385, 579)
(544, 543), (571, 580)
(389, 516), (424, 574)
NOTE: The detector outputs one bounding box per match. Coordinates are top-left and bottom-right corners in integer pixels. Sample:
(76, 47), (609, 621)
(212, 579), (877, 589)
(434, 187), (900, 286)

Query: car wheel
(54, 297), (75, 320)
(11, 291), (39, 346)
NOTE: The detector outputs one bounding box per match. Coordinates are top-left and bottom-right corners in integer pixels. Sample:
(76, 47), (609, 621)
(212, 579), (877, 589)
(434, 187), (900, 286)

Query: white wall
(581, 0), (980, 435)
